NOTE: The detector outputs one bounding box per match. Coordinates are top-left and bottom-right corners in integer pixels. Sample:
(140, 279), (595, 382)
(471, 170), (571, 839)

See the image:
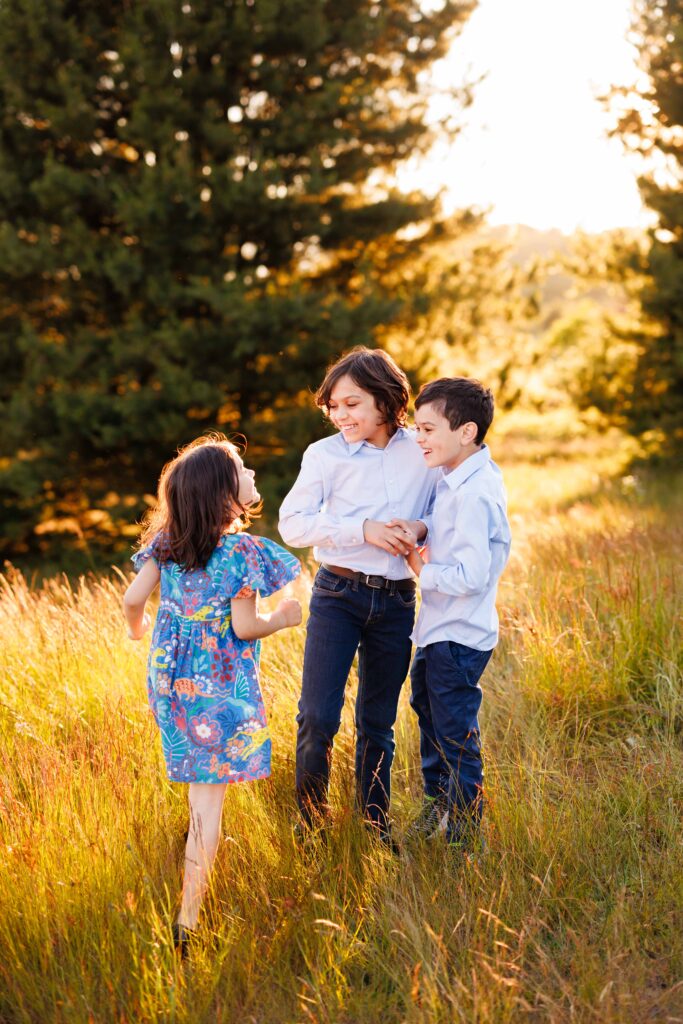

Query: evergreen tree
(0, 0), (475, 559)
(612, 0), (683, 452)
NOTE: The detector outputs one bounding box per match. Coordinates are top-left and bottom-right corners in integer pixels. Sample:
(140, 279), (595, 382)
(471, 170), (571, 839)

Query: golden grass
(1, 424), (681, 1023)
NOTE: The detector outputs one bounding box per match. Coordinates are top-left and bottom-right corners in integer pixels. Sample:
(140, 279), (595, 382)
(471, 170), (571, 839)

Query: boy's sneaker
(446, 818), (486, 865)
(171, 921), (198, 961)
(366, 821), (401, 857)
(405, 796), (448, 841)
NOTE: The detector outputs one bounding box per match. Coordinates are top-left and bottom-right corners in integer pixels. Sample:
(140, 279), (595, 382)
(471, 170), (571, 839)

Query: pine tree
(0, 0), (475, 560)
(612, 0), (683, 452)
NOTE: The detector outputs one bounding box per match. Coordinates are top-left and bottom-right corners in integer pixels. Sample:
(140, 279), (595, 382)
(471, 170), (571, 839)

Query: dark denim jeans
(410, 641), (492, 839)
(296, 567), (416, 831)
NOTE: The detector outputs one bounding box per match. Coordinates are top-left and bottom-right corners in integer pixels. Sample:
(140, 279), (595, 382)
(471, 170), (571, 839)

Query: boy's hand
(127, 613), (152, 641)
(406, 547), (425, 577)
(277, 598), (302, 628)
(387, 518), (427, 542)
(363, 519), (414, 556)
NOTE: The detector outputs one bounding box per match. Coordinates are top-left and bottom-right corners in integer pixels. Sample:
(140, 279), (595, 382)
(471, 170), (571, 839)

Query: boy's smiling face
(328, 374), (391, 448)
(414, 401), (479, 470)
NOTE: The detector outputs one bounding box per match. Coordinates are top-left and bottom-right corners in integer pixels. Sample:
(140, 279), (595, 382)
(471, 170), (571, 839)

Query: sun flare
(400, 0), (651, 232)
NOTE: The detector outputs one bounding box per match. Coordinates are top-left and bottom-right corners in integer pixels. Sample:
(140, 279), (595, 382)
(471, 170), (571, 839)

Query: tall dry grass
(1, 423), (681, 1023)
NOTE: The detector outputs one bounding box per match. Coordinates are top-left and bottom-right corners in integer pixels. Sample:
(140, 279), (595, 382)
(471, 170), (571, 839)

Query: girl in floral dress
(123, 434), (301, 955)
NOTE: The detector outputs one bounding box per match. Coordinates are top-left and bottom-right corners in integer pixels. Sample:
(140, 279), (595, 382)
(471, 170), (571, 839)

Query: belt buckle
(365, 574), (384, 590)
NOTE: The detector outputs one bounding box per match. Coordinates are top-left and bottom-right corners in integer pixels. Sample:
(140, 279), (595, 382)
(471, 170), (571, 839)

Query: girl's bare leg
(177, 782), (228, 930)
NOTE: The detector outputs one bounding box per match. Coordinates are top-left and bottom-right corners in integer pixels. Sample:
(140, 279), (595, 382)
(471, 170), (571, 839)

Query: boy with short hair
(396, 377), (511, 851)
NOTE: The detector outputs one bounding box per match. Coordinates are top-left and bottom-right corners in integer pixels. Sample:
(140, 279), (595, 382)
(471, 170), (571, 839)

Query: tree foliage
(0, 0), (475, 560)
(379, 216), (540, 409)
(611, 0), (683, 452)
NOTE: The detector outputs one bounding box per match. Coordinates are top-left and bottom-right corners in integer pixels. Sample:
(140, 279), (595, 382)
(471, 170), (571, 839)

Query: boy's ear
(461, 421), (478, 443)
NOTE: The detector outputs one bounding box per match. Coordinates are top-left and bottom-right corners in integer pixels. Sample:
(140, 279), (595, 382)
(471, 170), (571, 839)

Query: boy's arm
(278, 447), (413, 555)
(278, 448), (366, 549)
(418, 475), (437, 539)
(387, 475), (436, 543)
(416, 495), (493, 596)
(123, 558), (160, 639)
(279, 447), (406, 551)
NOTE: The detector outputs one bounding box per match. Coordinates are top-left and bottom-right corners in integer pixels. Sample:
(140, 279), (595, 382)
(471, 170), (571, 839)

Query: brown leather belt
(321, 563), (416, 592)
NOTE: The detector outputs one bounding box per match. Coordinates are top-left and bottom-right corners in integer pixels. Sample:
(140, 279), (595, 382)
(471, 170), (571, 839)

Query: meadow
(1, 415), (681, 1023)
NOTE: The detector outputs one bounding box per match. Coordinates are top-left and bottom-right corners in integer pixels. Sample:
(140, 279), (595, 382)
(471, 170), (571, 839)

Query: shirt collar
(441, 444), (491, 490)
(343, 425), (408, 456)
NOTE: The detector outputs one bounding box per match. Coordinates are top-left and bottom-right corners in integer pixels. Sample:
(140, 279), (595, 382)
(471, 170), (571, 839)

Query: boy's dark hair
(139, 433), (257, 570)
(315, 346), (410, 432)
(415, 377), (494, 444)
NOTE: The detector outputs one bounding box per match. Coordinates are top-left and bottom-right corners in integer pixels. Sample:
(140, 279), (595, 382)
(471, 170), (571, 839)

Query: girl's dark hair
(315, 346), (410, 433)
(415, 377), (494, 444)
(138, 434), (257, 571)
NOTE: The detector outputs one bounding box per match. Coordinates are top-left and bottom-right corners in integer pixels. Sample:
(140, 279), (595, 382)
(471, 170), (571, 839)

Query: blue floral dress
(132, 532), (301, 784)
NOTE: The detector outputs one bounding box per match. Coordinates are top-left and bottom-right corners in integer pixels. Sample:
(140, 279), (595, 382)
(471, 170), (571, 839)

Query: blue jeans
(296, 567), (416, 831)
(410, 641), (492, 838)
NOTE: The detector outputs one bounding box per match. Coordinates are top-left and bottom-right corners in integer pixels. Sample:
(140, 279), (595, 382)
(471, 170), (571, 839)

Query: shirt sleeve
(416, 476), (437, 540)
(418, 495), (495, 597)
(278, 447), (366, 550)
(221, 535), (301, 598)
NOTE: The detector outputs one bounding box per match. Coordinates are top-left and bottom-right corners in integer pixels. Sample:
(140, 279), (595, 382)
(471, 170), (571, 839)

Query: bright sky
(399, 0), (650, 233)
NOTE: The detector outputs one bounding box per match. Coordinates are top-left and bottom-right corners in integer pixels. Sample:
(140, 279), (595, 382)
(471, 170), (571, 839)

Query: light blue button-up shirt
(412, 445), (511, 651)
(278, 427), (437, 579)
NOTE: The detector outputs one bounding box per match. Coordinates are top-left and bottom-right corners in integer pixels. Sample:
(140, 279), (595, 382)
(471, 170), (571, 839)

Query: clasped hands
(362, 518), (426, 576)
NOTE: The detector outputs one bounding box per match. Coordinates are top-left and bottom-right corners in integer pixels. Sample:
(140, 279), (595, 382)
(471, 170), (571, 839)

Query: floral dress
(132, 532), (300, 784)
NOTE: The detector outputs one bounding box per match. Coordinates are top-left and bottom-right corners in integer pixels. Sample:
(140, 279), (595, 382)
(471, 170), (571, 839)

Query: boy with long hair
(279, 347), (435, 846)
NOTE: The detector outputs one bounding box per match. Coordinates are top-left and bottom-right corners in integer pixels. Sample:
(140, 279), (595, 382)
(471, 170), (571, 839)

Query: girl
(124, 434), (301, 956)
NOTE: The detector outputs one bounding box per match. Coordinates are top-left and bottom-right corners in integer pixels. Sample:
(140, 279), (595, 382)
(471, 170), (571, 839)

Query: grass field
(1, 418), (681, 1023)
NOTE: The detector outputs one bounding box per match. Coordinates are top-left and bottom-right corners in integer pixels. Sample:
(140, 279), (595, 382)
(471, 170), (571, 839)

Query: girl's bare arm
(123, 558), (161, 639)
(231, 593), (301, 641)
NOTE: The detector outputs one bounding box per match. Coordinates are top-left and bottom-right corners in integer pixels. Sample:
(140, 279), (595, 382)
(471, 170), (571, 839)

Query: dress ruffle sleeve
(131, 534), (161, 573)
(219, 534), (301, 598)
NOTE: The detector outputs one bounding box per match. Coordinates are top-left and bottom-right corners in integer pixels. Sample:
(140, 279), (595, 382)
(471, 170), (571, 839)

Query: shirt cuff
(416, 517), (430, 541)
(418, 562), (441, 592)
(337, 517), (367, 547)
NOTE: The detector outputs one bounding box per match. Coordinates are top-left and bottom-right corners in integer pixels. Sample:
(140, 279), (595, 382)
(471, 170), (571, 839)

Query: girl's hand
(277, 598), (302, 629)
(127, 613), (152, 641)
